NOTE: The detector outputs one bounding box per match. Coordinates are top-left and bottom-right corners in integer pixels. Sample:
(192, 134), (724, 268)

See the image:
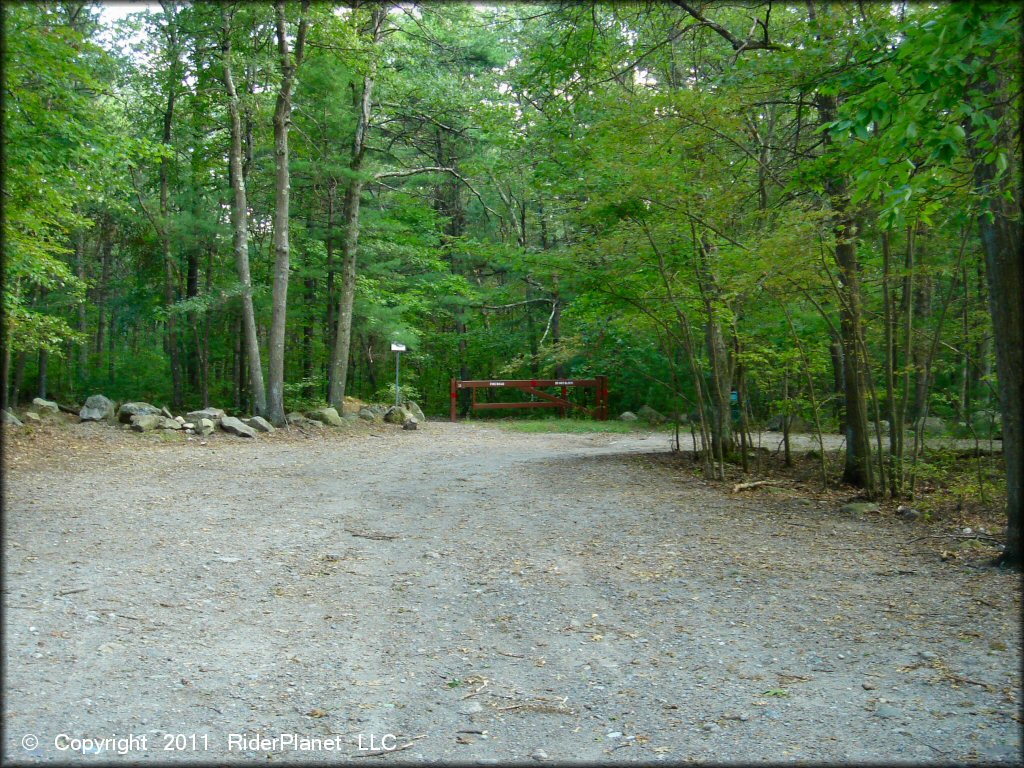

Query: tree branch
(373, 166), (500, 221)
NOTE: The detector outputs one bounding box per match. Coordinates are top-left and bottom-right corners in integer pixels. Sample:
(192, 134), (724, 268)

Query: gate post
(596, 375), (608, 420)
(450, 378), (457, 422)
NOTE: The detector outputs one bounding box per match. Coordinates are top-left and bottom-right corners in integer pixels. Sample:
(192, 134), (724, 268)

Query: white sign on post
(390, 343), (406, 352)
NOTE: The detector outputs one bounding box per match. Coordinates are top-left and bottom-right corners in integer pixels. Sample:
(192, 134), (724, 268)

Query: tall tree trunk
(221, 6), (266, 416)
(266, 0), (310, 425)
(818, 92), (873, 492)
(95, 234), (111, 366)
(303, 275), (315, 398)
(74, 228), (87, 394)
(1, 341), (9, 413)
(695, 232), (733, 460)
(325, 178), (337, 375)
(37, 350), (48, 399)
(967, 72), (1022, 565)
(329, 6), (384, 410)
(159, 2), (183, 410)
(10, 353), (27, 408)
(910, 224), (931, 420)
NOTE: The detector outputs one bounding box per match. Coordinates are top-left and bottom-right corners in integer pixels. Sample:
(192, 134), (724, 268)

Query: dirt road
(3, 421), (1020, 763)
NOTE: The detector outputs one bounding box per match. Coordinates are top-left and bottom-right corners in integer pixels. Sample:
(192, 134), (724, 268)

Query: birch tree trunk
(221, 6), (266, 416)
(266, 0), (310, 425)
(329, 6), (385, 410)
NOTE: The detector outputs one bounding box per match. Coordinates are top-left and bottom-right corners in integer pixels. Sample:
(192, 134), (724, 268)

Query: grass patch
(491, 417), (655, 434)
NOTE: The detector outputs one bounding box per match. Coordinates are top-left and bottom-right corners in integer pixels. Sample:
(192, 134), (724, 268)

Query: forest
(2, 2), (1021, 562)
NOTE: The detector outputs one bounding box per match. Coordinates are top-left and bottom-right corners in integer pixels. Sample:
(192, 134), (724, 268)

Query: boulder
(2, 409), (24, 426)
(220, 416), (256, 438)
(130, 414), (162, 432)
(306, 407), (344, 427)
(117, 402), (162, 423)
(912, 416), (946, 436)
(187, 407), (225, 424)
(637, 405), (665, 424)
(971, 409), (1002, 438)
(286, 411), (307, 424)
(24, 411), (42, 423)
(161, 406), (174, 419)
(767, 414), (812, 433)
(619, 411), (638, 422)
(79, 394), (115, 422)
(403, 400), (426, 422)
(159, 417), (181, 430)
(385, 405), (414, 425)
(403, 418), (418, 431)
(243, 416), (275, 433)
(841, 502), (880, 515)
(358, 407), (382, 423)
(194, 418), (215, 436)
(32, 397), (59, 414)
(342, 413), (359, 423)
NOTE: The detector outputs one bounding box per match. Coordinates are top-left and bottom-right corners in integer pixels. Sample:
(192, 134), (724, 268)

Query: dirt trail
(3, 422), (1020, 763)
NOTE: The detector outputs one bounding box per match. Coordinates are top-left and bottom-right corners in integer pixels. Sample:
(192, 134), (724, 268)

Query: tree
(265, 0), (310, 425)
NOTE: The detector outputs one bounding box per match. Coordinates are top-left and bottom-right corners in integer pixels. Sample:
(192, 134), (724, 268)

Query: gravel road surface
(3, 421), (1020, 764)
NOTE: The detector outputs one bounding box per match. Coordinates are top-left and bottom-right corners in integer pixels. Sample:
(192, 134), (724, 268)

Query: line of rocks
(3, 393), (427, 437)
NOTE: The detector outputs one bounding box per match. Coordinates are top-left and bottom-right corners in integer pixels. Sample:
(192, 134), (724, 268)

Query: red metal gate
(450, 377), (608, 422)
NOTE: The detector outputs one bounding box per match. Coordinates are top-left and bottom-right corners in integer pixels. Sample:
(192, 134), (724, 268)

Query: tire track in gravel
(3, 423), (1020, 764)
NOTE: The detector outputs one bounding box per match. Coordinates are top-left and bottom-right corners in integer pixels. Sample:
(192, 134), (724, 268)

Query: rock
(24, 411), (42, 423)
(79, 394), (115, 422)
(458, 701), (483, 715)
(896, 505), (920, 521)
(962, 527), (973, 535)
(404, 400), (426, 422)
(619, 411), (637, 422)
(957, 538), (985, 551)
(161, 406), (174, 419)
(117, 402), (162, 423)
(970, 409), (1002, 437)
(2, 409), (24, 426)
(187, 407), (225, 424)
(862, 682), (877, 690)
(194, 418), (215, 436)
(306, 407), (344, 427)
(243, 416), (275, 433)
(702, 722), (721, 732)
(286, 411), (306, 424)
(874, 704), (901, 719)
(220, 416), (256, 438)
(912, 416), (946, 435)
(385, 405), (414, 425)
(182, 423), (195, 430)
(130, 414), (162, 432)
(841, 502), (880, 515)
(767, 414), (812, 432)
(32, 397), (59, 414)
(637, 405), (665, 424)
(531, 748), (549, 761)
(342, 413), (359, 423)
(403, 419), (418, 431)
(174, 415), (185, 424)
(358, 407), (381, 422)
(605, 732), (623, 740)
(159, 417), (181, 430)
